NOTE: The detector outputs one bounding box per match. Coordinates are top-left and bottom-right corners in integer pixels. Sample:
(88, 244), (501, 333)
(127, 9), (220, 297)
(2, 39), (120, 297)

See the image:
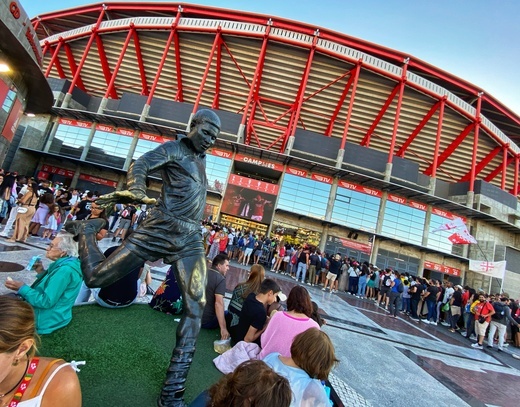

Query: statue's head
(188, 109), (221, 154)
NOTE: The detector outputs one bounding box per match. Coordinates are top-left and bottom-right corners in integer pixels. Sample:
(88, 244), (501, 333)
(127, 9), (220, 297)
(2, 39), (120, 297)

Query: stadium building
(6, 2), (520, 295)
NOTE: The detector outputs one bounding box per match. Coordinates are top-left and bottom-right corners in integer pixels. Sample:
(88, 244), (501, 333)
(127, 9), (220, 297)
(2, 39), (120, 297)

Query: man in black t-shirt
(409, 277), (424, 321)
(75, 191), (94, 220)
(231, 278), (283, 345)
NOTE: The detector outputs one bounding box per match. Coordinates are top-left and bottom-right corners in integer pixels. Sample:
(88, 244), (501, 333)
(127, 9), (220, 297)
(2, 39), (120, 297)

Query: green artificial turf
(38, 304), (223, 407)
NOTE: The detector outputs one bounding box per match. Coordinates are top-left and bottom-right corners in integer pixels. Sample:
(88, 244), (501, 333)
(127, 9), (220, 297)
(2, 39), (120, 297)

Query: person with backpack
(486, 296), (519, 351)
(388, 271), (403, 318)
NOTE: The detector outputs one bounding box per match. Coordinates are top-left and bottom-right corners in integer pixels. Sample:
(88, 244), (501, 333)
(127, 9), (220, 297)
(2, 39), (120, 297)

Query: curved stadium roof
(32, 2), (520, 195)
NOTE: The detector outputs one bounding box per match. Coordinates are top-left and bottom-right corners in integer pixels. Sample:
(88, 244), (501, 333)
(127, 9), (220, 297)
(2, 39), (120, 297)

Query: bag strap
(29, 359), (63, 398)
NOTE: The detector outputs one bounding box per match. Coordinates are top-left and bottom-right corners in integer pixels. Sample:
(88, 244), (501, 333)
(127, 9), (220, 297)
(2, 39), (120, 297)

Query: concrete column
(43, 120), (60, 153)
(69, 164), (82, 188)
(417, 251), (426, 278)
(466, 190), (475, 209)
(284, 135), (295, 155)
(79, 124), (98, 161)
(186, 112), (195, 132)
(62, 93), (72, 109)
(324, 179), (338, 222)
(116, 173), (127, 190)
(318, 224), (330, 253)
(140, 104), (151, 122)
(97, 97), (109, 114)
(422, 206), (432, 247)
(237, 123), (246, 144)
(369, 237), (380, 265)
(375, 191), (388, 234)
(123, 130), (140, 171)
(335, 148), (345, 169)
(384, 162), (393, 182)
(428, 176), (437, 195)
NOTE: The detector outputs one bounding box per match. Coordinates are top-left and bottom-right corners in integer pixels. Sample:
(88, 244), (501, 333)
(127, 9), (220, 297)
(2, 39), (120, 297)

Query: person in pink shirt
(259, 285), (319, 359)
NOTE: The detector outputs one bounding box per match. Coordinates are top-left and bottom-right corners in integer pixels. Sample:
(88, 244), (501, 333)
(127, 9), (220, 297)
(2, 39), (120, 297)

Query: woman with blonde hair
(264, 328), (338, 407)
(8, 181), (38, 243)
(226, 264), (265, 334)
(0, 295), (81, 407)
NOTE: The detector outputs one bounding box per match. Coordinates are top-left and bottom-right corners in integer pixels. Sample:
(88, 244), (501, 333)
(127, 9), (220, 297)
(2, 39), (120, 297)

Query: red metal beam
(501, 145), (508, 189)
(485, 155), (514, 183)
(44, 41), (63, 78)
(63, 43), (86, 91)
(212, 37), (223, 109)
(468, 95), (482, 192)
(131, 29), (149, 96)
(430, 98), (445, 178)
(361, 84), (399, 147)
(241, 25), (271, 144)
(459, 146), (501, 182)
(387, 63), (408, 163)
(53, 54), (66, 79)
(145, 24), (178, 105)
(172, 31), (183, 101)
(514, 156), (519, 196)
(397, 100), (441, 157)
(339, 62), (362, 150)
(66, 8), (106, 95)
(192, 30), (222, 114)
(424, 122), (474, 176)
(104, 28), (134, 99)
(325, 68), (357, 136)
(95, 34), (118, 99)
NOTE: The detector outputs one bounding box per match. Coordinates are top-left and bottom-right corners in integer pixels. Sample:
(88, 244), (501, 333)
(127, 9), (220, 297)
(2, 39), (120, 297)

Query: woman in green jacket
(4, 232), (82, 334)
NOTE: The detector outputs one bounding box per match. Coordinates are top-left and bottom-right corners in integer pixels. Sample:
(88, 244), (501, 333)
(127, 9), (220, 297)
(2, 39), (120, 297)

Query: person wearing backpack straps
(388, 271), (403, 318)
(486, 295), (519, 351)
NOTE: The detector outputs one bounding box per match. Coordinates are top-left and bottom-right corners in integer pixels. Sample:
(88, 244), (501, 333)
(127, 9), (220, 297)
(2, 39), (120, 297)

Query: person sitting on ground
(0, 295), (82, 407)
(263, 328), (338, 407)
(201, 254), (230, 340)
(259, 285), (319, 359)
(75, 228), (146, 308)
(227, 264), (265, 338)
(189, 359), (291, 407)
(231, 278), (283, 345)
(4, 232), (82, 334)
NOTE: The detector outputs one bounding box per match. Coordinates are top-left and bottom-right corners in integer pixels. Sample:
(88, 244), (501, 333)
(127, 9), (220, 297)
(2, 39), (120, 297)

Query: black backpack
(492, 302), (507, 320)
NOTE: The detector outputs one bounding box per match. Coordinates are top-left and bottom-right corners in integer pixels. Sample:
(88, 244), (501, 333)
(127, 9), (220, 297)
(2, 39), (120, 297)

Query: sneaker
(441, 322), (450, 327)
(497, 348), (504, 352)
(423, 320), (430, 324)
(410, 317), (419, 322)
(448, 328), (456, 333)
(460, 332), (468, 337)
(469, 335), (477, 341)
(331, 289), (336, 294)
(430, 322), (437, 326)
(503, 343), (509, 347)
(487, 345), (493, 349)
(471, 343), (483, 350)
(322, 288), (326, 291)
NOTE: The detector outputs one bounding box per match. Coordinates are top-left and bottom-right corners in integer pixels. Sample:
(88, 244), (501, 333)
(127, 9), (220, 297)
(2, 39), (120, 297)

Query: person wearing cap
(487, 295), (519, 351)
(448, 285), (463, 332)
(231, 278), (283, 345)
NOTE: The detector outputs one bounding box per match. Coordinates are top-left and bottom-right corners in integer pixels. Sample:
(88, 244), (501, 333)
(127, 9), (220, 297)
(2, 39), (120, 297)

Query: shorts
(118, 218), (132, 230)
(380, 286), (390, 295)
(451, 305), (461, 316)
(245, 248), (253, 256)
(474, 319), (489, 337)
(254, 250), (262, 257)
(326, 272), (337, 282)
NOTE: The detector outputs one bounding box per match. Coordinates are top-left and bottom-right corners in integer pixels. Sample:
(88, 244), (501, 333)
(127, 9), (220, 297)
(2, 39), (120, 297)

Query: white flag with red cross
(468, 260), (506, 279)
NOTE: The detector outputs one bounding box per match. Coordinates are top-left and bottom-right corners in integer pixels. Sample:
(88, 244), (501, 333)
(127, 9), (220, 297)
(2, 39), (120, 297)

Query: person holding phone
(4, 232), (82, 334)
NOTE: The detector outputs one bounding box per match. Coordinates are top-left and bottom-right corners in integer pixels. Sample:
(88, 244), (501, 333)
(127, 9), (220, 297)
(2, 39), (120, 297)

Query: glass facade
(276, 174), (330, 219)
(381, 202), (426, 245)
(206, 155), (232, 193)
(49, 124), (91, 159)
(331, 188), (380, 232)
(133, 138), (161, 160)
(375, 248), (420, 275)
(427, 214), (455, 254)
(1, 90), (16, 113)
(86, 130), (132, 168)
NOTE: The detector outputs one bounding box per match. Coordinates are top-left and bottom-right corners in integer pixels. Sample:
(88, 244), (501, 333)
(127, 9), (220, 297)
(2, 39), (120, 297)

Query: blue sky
(23, 0), (520, 116)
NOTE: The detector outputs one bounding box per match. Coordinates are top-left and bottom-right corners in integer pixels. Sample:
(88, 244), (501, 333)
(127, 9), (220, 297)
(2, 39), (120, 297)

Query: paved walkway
(2, 236), (520, 406)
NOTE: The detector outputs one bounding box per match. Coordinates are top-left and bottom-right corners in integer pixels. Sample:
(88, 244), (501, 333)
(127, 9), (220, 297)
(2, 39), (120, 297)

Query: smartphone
(26, 255), (42, 271)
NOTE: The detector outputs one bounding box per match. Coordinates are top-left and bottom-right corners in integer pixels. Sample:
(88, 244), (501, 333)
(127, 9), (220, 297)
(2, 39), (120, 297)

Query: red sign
(96, 123), (114, 133)
(58, 118), (91, 128)
(228, 174), (279, 194)
(116, 128), (134, 137)
(287, 167), (308, 178)
(338, 180), (382, 197)
(311, 173), (333, 184)
(1, 98), (22, 142)
(210, 148), (233, 159)
(338, 238), (372, 254)
(139, 132), (167, 143)
(41, 165), (75, 178)
(423, 261), (461, 277)
(9, 2), (21, 19)
(432, 208), (465, 222)
(79, 174), (117, 188)
(235, 154), (284, 172)
(409, 200), (427, 211)
(387, 194), (407, 205)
